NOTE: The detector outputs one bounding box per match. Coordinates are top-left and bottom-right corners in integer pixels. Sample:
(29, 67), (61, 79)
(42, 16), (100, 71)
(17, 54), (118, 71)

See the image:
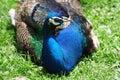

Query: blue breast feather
(42, 16), (87, 73)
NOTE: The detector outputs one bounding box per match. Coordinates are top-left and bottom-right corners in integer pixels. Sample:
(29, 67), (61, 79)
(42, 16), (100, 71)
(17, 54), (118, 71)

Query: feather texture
(15, 17), (43, 64)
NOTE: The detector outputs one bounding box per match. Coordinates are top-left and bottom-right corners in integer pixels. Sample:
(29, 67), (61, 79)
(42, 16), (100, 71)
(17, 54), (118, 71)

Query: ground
(0, 0), (120, 80)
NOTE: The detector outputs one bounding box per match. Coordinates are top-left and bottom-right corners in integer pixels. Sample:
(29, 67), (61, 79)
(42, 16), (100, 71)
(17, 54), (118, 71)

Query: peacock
(9, 0), (99, 74)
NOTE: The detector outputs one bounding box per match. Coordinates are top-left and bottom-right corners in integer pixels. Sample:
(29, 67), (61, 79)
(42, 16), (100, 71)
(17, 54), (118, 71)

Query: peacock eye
(48, 17), (64, 26)
(53, 18), (63, 24)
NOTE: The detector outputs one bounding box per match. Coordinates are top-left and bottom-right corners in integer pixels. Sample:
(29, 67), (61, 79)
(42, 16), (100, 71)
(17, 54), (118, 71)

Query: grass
(0, 0), (120, 80)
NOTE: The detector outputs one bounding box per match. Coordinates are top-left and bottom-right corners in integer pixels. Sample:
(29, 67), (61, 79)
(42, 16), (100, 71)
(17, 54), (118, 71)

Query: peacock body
(9, 0), (99, 74)
(41, 3), (93, 73)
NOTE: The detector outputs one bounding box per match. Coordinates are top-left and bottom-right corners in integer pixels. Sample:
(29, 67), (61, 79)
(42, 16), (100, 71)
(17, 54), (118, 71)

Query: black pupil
(54, 18), (63, 23)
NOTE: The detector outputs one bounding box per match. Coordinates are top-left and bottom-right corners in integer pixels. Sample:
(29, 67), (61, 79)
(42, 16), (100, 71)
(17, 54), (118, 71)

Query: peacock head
(43, 15), (71, 35)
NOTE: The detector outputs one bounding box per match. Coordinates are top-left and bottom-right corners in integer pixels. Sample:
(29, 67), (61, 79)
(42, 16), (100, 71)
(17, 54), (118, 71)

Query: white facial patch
(49, 17), (62, 26)
(49, 16), (71, 29)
